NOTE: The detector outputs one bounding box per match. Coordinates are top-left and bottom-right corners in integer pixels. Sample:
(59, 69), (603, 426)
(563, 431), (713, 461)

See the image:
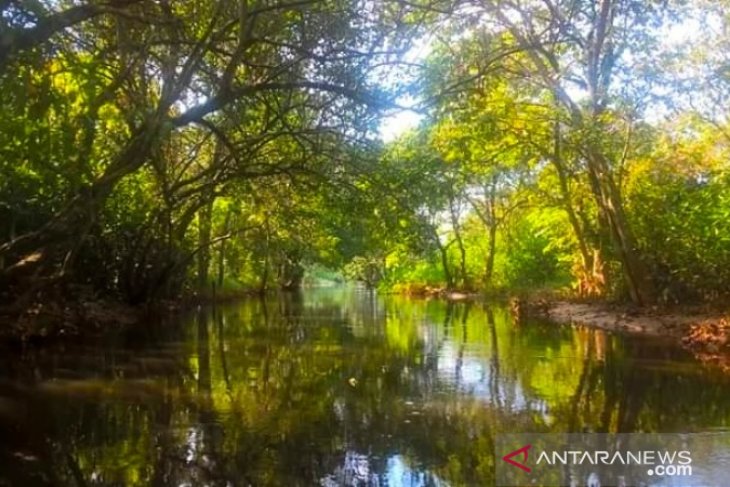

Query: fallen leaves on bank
(682, 318), (730, 372)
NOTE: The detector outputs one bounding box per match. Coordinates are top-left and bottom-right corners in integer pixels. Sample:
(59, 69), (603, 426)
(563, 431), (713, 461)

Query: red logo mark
(502, 444), (532, 473)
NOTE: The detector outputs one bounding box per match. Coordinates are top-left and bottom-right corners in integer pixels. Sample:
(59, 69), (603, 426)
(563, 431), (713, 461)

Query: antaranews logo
(494, 433), (719, 487)
(501, 444), (532, 473)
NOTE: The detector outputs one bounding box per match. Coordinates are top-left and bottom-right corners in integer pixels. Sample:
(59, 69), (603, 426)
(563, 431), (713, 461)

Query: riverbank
(538, 299), (730, 371)
(0, 289), (259, 347)
(4, 288), (730, 373)
(391, 287), (730, 371)
(0, 296), (162, 347)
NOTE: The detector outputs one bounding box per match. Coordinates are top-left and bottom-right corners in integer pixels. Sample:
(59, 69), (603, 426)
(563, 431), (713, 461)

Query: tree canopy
(1, 0), (730, 319)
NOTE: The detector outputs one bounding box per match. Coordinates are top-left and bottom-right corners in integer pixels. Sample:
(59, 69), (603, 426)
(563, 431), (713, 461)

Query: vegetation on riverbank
(2, 0), (730, 336)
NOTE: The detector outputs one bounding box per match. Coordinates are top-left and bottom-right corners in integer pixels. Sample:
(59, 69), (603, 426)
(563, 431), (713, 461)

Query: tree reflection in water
(1, 287), (730, 486)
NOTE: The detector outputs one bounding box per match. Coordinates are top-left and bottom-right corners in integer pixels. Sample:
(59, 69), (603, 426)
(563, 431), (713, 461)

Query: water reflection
(1, 287), (730, 486)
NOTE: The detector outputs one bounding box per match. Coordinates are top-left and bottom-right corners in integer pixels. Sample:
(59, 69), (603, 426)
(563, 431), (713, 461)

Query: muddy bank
(538, 300), (730, 371)
(543, 301), (702, 337)
(0, 288), (285, 346)
(0, 297), (143, 346)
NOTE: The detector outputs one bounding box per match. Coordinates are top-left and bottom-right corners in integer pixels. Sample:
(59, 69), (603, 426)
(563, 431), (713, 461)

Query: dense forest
(1, 0), (730, 328)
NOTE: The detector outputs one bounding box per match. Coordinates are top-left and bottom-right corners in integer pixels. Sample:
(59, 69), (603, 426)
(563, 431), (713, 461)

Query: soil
(0, 289), (264, 346)
(538, 299), (730, 372)
(0, 297), (143, 346)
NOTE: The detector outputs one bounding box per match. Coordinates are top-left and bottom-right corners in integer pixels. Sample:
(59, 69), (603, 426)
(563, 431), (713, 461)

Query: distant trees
(364, 0), (730, 303)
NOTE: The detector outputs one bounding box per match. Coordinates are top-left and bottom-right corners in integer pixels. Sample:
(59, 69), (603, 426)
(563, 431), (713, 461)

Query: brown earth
(0, 297), (143, 345)
(539, 300), (730, 372)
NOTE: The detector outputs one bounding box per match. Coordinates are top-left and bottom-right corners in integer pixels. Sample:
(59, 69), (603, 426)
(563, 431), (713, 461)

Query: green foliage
(3, 0), (730, 309)
(503, 214), (572, 291)
(631, 167), (730, 301)
(350, 0), (730, 304)
(0, 0), (429, 306)
(381, 256), (447, 294)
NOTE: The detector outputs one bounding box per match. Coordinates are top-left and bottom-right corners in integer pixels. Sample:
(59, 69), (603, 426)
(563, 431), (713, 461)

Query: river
(1, 287), (729, 486)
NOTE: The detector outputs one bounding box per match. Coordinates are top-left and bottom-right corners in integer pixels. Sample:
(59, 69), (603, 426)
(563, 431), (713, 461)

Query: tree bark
(467, 179), (499, 288)
(435, 235), (454, 289)
(217, 210), (232, 288)
(586, 150), (656, 305)
(485, 202), (497, 286)
(197, 201), (212, 289)
(448, 190), (468, 289)
(0, 1), (144, 70)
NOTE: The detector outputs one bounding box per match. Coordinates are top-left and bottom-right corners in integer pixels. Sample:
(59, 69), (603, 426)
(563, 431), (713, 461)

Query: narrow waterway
(1, 287), (729, 486)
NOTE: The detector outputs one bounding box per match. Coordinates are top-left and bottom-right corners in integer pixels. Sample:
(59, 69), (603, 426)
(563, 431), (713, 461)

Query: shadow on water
(1, 287), (730, 486)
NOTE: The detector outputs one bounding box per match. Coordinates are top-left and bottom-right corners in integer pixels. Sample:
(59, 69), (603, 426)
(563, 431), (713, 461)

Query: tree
(0, 0), (428, 309)
(473, 0), (663, 304)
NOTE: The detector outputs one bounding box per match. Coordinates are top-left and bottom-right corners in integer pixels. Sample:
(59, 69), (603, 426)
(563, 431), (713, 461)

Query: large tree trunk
(278, 251), (304, 291)
(435, 235), (454, 289)
(217, 210), (232, 288)
(485, 214), (497, 287)
(484, 181), (498, 287)
(467, 180), (499, 288)
(197, 201), (213, 289)
(448, 192), (468, 289)
(586, 150), (656, 305)
(550, 118), (592, 272)
(0, 119), (166, 311)
(549, 120), (607, 297)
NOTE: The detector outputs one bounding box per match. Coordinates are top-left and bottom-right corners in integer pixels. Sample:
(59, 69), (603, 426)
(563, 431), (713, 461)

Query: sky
(376, 33), (435, 142)
(375, 6), (723, 143)
(379, 108), (423, 142)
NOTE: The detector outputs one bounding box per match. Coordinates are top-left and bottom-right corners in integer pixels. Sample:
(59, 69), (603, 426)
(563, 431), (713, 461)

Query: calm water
(1, 287), (730, 486)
